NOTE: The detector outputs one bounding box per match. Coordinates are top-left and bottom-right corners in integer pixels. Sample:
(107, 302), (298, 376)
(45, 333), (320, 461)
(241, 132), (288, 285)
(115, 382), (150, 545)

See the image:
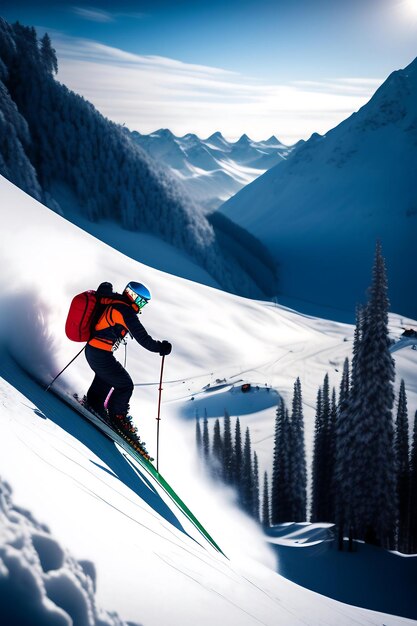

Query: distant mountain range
(221, 58), (417, 320)
(131, 129), (299, 211)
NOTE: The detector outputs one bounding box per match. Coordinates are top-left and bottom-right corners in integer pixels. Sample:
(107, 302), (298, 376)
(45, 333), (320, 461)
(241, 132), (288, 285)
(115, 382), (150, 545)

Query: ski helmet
(124, 281), (151, 309)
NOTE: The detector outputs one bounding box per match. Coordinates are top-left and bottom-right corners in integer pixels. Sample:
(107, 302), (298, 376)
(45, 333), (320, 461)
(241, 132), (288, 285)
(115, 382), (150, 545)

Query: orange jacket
(88, 297), (162, 353)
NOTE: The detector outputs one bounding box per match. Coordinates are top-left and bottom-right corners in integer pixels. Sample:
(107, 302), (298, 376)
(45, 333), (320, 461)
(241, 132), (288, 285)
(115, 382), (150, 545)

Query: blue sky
(2, 0), (417, 141)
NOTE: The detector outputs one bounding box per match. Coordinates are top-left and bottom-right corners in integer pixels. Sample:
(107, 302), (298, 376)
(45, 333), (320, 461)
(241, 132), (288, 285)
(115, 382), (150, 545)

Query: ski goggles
(126, 286), (149, 309)
(135, 295), (149, 309)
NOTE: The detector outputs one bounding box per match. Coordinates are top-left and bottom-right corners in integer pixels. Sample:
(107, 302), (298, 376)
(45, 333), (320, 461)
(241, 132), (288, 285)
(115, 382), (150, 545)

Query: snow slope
(221, 58), (417, 321)
(266, 524), (417, 619)
(131, 129), (296, 211)
(0, 175), (416, 624)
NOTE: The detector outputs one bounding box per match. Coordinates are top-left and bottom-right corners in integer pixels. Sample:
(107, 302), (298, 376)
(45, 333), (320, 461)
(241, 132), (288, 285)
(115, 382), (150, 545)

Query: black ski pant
(85, 344), (133, 416)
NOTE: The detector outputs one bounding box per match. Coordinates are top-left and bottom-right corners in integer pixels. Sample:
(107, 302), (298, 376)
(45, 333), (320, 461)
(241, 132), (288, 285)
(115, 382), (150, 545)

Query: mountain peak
(235, 133), (251, 144)
(208, 131), (225, 140)
(154, 128), (175, 139)
(264, 135), (281, 145)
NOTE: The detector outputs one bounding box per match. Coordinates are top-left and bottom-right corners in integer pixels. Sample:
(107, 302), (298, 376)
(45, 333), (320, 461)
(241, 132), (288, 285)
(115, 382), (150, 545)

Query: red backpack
(65, 290), (99, 342)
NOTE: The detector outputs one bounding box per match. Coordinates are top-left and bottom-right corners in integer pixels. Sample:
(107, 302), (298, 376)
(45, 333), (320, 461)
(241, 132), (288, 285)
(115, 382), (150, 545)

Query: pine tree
(40, 32), (58, 74)
(222, 411), (234, 484)
(338, 359), (350, 413)
(311, 386), (323, 522)
(233, 417), (243, 488)
(328, 387), (338, 523)
(335, 315), (362, 550)
(291, 377), (307, 521)
(262, 471), (270, 527)
(409, 411), (417, 553)
(253, 452), (260, 521)
(202, 412), (210, 461)
(335, 358), (350, 549)
(395, 380), (409, 552)
(271, 400), (293, 523)
(336, 243), (397, 548)
(241, 428), (254, 514)
(212, 417), (223, 467)
(311, 374), (335, 523)
(195, 411), (202, 451)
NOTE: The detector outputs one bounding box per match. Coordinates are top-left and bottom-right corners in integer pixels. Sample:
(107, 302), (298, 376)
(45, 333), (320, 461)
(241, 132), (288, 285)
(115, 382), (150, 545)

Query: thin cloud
(115, 11), (147, 19)
(293, 78), (383, 97)
(53, 33), (383, 143)
(72, 6), (114, 23)
(72, 6), (146, 22)
(56, 35), (237, 77)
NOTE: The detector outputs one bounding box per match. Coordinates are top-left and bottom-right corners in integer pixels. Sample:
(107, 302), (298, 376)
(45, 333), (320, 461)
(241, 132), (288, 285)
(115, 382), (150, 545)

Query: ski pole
(156, 354), (166, 473)
(45, 345), (86, 392)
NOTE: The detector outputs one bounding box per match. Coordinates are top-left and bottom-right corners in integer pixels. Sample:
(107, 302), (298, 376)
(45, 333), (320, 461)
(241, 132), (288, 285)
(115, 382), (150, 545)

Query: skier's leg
(106, 364), (133, 416)
(86, 372), (112, 413)
(85, 345), (113, 412)
(85, 345), (133, 416)
(85, 347), (150, 456)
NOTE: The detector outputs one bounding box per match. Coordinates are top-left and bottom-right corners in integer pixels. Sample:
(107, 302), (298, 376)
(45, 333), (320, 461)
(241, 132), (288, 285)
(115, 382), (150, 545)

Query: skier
(84, 281), (172, 440)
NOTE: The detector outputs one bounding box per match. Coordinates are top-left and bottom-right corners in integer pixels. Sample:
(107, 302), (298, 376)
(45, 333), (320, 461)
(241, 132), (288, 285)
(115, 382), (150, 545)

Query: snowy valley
(131, 129), (296, 211)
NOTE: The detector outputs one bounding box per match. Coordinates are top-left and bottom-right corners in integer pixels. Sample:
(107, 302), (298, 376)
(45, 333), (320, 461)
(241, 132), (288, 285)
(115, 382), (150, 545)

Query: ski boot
(109, 413), (153, 461)
(79, 395), (109, 422)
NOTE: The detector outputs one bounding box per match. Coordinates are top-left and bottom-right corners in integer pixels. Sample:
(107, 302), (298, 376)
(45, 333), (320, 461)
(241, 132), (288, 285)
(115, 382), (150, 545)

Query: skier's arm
(121, 306), (164, 353)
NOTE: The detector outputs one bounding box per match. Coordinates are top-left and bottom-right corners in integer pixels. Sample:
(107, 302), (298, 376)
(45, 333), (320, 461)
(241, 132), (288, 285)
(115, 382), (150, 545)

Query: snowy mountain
(0, 18), (277, 301)
(221, 57), (417, 321)
(1, 174), (416, 624)
(131, 128), (297, 211)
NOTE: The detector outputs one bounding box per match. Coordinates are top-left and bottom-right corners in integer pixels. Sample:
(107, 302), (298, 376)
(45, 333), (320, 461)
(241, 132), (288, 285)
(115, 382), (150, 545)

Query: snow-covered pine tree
(40, 32), (57, 74)
(335, 358), (350, 548)
(222, 411), (234, 484)
(271, 400), (293, 523)
(241, 428), (254, 515)
(409, 411), (417, 553)
(0, 30), (43, 201)
(338, 358), (350, 409)
(350, 306), (364, 398)
(335, 313), (363, 551)
(262, 471), (271, 527)
(253, 452), (260, 521)
(203, 412), (210, 460)
(311, 386), (323, 522)
(212, 417), (223, 462)
(311, 375), (337, 524)
(232, 417), (243, 488)
(195, 412), (202, 451)
(320, 374), (332, 521)
(341, 242), (397, 548)
(394, 380), (409, 552)
(290, 377), (307, 521)
(328, 387), (338, 523)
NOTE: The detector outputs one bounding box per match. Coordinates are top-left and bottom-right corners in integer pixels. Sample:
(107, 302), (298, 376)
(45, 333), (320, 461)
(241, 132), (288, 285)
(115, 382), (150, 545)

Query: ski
(50, 387), (226, 558)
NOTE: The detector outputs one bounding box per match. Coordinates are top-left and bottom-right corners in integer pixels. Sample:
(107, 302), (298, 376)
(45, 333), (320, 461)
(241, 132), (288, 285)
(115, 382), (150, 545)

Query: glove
(159, 340), (172, 356)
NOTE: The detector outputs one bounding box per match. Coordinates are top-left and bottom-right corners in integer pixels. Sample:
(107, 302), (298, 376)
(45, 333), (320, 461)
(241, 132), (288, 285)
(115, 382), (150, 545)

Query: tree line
(196, 243), (417, 554)
(196, 411), (260, 520)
